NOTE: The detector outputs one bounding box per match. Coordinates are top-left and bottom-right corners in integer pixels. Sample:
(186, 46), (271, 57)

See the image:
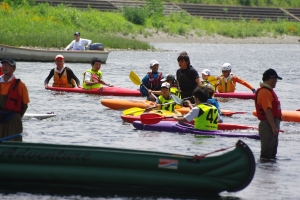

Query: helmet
(221, 63), (231, 71)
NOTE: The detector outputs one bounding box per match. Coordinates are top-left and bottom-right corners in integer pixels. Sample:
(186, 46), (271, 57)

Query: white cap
(221, 63), (231, 71)
(161, 82), (170, 89)
(202, 69), (210, 75)
(150, 60), (159, 67)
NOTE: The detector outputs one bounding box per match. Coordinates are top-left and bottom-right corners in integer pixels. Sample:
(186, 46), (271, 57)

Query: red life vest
(0, 67), (2, 76)
(147, 72), (162, 91)
(4, 79), (23, 113)
(255, 87), (281, 120)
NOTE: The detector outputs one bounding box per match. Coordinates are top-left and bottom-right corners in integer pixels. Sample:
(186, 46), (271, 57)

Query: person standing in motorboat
(173, 87), (220, 131)
(216, 63), (256, 93)
(255, 68), (282, 160)
(176, 52), (202, 104)
(140, 60), (165, 101)
(0, 58), (30, 142)
(83, 57), (113, 89)
(44, 55), (81, 88)
(65, 32), (92, 51)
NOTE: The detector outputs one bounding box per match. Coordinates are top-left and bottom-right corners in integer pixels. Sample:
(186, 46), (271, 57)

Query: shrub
(123, 6), (147, 25)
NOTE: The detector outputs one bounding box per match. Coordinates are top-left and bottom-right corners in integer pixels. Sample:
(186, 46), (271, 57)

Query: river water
(1, 43), (299, 200)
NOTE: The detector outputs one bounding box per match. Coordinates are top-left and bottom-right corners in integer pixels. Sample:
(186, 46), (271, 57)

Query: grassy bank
(0, 1), (300, 50)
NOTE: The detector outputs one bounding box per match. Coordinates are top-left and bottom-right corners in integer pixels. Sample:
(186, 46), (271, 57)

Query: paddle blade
(123, 107), (145, 116)
(207, 75), (218, 86)
(129, 71), (142, 86)
(140, 113), (164, 124)
(171, 94), (183, 105)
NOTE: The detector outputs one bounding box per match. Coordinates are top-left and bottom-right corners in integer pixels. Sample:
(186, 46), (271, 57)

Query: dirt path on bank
(133, 32), (300, 44)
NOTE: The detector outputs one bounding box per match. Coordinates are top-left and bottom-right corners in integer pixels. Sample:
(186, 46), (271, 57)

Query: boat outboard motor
(89, 43), (104, 51)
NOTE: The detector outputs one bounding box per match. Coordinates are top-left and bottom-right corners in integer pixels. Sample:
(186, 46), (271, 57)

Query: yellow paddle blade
(207, 75), (218, 86)
(123, 107), (145, 116)
(129, 71), (142, 86)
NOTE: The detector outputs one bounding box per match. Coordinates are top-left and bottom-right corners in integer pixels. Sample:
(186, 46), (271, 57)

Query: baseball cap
(1, 58), (16, 67)
(202, 69), (211, 76)
(161, 82), (170, 89)
(161, 74), (175, 82)
(74, 32), (80, 36)
(150, 60), (159, 67)
(263, 68), (282, 80)
(55, 55), (64, 60)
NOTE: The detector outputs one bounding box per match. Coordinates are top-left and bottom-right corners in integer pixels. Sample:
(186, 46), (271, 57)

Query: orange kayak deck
(253, 110), (300, 123)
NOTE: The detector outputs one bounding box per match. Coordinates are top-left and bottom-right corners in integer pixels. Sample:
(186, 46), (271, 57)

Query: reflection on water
(0, 43), (299, 199)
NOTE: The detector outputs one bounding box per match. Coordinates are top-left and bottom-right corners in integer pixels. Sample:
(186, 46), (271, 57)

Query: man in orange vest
(255, 68), (282, 160)
(0, 58), (30, 141)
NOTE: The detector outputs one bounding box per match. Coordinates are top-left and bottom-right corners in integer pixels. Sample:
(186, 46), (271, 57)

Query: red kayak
(121, 115), (258, 131)
(214, 92), (255, 100)
(46, 86), (142, 97)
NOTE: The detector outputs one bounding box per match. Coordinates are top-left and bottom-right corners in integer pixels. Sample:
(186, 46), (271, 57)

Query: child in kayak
(152, 74), (181, 99)
(173, 87), (220, 131)
(154, 82), (177, 112)
(140, 60), (165, 101)
(216, 63), (256, 93)
(201, 69), (215, 89)
(83, 57), (113, 89)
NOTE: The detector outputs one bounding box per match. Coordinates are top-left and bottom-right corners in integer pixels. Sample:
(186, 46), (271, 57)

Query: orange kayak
(253, 110), (300, 122)
(101, 98), (247, 117)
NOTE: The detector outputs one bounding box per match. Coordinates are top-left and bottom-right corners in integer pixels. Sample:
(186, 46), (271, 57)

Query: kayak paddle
(129, 71), (157, 100)
(140, 113), (176, 124)
(0, 133), (22, 142)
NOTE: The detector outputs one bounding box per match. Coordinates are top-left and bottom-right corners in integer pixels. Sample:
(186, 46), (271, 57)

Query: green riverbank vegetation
(0, 0), (300, 50)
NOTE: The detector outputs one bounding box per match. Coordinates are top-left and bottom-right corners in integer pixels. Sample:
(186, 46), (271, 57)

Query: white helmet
(221, 63), (231, 71)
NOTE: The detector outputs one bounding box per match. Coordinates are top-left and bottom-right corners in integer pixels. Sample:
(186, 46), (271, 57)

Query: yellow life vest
(194, 104), (218, 131)
(158, 95), (175, 112)
(83, 69), (102, 89)
(170, 87), (181, 98)
(217, 74), (235, 93)
(53, 67), (75, 88)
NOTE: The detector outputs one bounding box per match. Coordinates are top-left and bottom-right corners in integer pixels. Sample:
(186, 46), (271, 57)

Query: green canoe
(0, 140), (255, 197)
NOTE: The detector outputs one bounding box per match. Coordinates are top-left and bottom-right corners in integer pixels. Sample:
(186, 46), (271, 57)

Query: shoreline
(132, 32), (300, 44)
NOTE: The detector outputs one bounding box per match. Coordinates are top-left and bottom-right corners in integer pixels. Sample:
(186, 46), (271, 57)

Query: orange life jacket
(255, 87), (281, 120)
(4, 79), (23, 113)
(53, 68), (74, 88)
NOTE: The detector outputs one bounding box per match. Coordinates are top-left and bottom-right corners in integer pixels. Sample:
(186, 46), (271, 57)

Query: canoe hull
(46, 86), (142, 97)
(24, 113), (56, 119)
(253, 110), (300, 122)
(0, 44), (109, 63)
(0, 140), (255, 196)
(133, 121), (260, 140)
(121, 115), (258, 131)
(101, 99), (154, 109)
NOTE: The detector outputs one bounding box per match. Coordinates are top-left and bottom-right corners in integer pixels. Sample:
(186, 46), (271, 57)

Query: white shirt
(0, 74), (15, 83)
(65, 38), (92, 50)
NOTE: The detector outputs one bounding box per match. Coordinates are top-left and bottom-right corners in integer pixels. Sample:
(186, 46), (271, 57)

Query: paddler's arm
(234, 76), (256, 93)
(67, 69), (81, 87)
(195, 77), (202, 87)
(20, 104), (28, 117)
(44, 69), (54, 88)
(264, 108), (279, 136)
